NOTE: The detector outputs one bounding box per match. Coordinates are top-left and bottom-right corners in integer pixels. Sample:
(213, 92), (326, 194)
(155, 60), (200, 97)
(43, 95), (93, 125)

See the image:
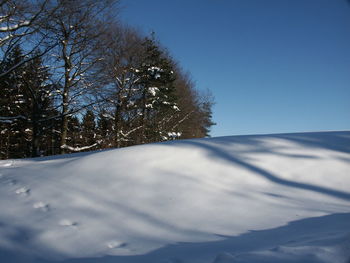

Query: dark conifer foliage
(0, 1), (215, 159)
(0, 46), (56, 158)
(134, 37), (180, 144)
(81, 110), (97, 148)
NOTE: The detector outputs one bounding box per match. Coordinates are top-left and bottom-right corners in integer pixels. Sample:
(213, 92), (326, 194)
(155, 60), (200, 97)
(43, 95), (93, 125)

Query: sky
(119, 0), (350, 137)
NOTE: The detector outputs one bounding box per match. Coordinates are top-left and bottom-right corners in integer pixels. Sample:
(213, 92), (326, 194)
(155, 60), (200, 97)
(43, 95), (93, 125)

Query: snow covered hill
(0, 131), (349, 263)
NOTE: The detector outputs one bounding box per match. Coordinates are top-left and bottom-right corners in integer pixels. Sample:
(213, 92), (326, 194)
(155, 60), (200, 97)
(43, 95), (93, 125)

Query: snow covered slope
(0, 131), (349, 263)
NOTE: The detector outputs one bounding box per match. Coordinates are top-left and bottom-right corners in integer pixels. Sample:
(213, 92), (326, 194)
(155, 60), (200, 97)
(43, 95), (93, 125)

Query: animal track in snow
(1, 177), (17, 185)
(33, 202), (49, 211)
(15, 187), (30, 196)
(59, 219), (78, 227)
(9, 179), (17, 185)
(163, 258), (184, 263)
(212, 252), (235, 263)
(107, 240), (127, 249)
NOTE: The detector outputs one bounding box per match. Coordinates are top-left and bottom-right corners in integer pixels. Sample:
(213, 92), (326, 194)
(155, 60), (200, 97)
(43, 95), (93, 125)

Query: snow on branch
(171, 111), (194, 130)
(0, 115), (27, 121)
(0, 119), (13, 124)
(60, 141), (101, 152)
(0, 20), (30, 32)
(119, 126), (143, 138)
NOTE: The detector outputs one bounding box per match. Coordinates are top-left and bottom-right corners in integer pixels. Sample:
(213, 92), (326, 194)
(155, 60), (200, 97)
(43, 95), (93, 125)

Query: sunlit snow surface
(0, 131), (349, 263)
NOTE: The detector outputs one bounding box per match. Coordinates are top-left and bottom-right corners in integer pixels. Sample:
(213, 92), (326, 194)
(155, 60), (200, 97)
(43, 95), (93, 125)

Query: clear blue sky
(119, 0), (350, 137)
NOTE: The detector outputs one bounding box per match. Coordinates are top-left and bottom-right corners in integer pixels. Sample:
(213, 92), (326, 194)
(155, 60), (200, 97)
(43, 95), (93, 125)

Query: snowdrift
(0, 131), (349, 263)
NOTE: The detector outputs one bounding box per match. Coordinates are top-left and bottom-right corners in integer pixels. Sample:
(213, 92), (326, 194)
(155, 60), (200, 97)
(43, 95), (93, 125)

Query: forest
(0, 0), (215, 159)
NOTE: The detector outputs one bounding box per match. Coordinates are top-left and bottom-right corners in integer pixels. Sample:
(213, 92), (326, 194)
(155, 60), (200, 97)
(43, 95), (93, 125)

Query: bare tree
(0, 0), (55, 78)
(93, 23), (145, 147)
(43, 0), (118, 153)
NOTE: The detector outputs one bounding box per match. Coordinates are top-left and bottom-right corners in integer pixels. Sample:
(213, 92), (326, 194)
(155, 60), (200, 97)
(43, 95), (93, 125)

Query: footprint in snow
(163, 258), (184, 263)
(212, 252), (236, 263)
(33, 202), (49, 211)
(2, 178), (17, 185)
(59, 219), (78, 227)
(9, 179), (17, 185)
(15, 187), (30, 196)
(107, 241), (127, 249)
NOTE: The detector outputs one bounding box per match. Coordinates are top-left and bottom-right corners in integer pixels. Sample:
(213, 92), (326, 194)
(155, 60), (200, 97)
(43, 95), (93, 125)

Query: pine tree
(0, 46), (29, 158)
(21, 53), (55, 157)
(0, 46), (57, 158)
(135, 37), (180, 143)
(96, 111), (114, 149)
(81, 110), (96, 147)
(66, 116), (81, 150)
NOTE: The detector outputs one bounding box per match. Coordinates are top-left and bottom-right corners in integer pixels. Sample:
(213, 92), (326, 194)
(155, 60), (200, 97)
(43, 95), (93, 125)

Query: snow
(0, 115), (26, 121)
(0, 131), (349, 263)
(102, 113), (114, 120)
(33, 202), (49, 211)
(148, 66), (163, 79)
(59, 219), (78, 227)
(0, 120), (13, 124)
(0, 20), (30, 32)
(60, 142), (100, 152)
(127, 100), (136, 108)
(15, 187), (30, 196)
(167, 132), (182, 139)
(148, 86), (159, 96)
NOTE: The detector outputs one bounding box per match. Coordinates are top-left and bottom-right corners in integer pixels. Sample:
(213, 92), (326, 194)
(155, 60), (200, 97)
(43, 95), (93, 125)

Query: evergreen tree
(66, 116), (81, 149)
(135, 37), (180, 143)
(21, 53), (55, 157)
(82, 110), (96, 147)
(0, 46), (26, 158)
(0, 46), (56, 158)
(96, 111), (114, 149)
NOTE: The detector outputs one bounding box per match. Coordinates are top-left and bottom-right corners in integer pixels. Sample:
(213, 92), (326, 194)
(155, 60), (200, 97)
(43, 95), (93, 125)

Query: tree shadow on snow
(1, 213), (350, 263)
(170, 131), (350, 201)
(57, 213), (350, 263)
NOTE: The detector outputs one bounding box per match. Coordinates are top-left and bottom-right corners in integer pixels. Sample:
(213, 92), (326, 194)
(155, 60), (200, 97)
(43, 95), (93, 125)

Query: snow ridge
(0, 131), (349, 263)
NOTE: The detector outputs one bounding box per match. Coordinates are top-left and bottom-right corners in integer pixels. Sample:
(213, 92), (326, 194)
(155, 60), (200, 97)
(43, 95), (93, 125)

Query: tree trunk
(60, 88), (69, 154)
(31, 112), (39, 157)
(60, 39), (70, 154)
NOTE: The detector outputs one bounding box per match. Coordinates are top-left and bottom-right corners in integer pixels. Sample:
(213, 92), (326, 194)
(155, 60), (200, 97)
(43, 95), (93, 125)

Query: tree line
(0, 0), (215, 159)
